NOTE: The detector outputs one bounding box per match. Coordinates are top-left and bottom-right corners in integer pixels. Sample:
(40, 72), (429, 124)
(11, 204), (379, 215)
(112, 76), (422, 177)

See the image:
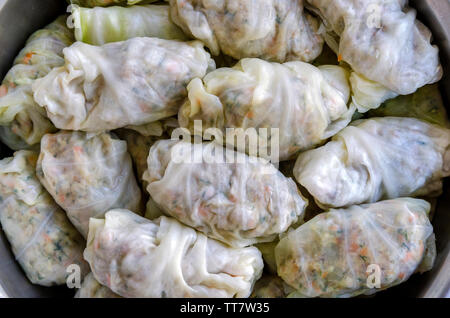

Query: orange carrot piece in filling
(23, 52), (35, 64)
(360, 247), (368, 257)
(350, 241), (359, 252)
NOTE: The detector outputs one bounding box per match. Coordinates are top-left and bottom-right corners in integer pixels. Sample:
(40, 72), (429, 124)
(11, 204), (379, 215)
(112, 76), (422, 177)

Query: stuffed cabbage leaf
(293, 117), (450, 208)
(36, 131), (142, 237)
(84, 209), (264, 297)
(143, 140), (307, 247)
(32, 37), (215, 131)
(275, 198), (434, 297)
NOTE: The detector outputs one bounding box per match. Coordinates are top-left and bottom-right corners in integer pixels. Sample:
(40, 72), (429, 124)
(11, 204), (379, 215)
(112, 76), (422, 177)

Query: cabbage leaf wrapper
(36, 131), (142, 237)
(179, 58), (354, 161)
(32, 37), (215, 132)
(275, 198), (434, 298)
(84, 209), (264, 297)
(305, 0), (442, 95)
(0, 16), (74, 149)
(294, 117), (450, 208)
(168, 0), (323, 63)
(143, 140), (307, 247)
(71, 4), (188, 45)
(0, 150), (88, 286)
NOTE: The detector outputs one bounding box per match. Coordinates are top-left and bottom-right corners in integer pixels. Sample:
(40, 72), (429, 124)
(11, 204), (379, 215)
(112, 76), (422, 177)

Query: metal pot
(0, 0), (449, 298)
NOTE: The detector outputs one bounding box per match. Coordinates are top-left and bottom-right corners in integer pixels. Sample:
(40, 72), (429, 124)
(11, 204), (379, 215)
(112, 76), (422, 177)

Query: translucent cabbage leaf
(0, 150), (88, 286)
(32, 38), (215, 131)
(276, 198), (434, 297)
(84, 210), (264, 297)
(70, 4), (188, 45)
(143, 140), (307, 247)
(305, 0), (442, 94)
(179, 58), (354, 161)
(294, 117), (450, 208)
(168, 0), (323, 62)
(36, 131), (142, 237)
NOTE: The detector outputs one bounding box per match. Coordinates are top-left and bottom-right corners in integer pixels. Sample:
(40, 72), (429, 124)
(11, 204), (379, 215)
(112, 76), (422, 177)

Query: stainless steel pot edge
(0, 0), (70, 298)
(411, 0), (450, 298)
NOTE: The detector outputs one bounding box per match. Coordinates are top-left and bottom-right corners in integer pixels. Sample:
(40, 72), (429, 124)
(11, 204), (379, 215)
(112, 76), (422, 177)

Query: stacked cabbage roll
(179, 58), (354, 161)
(70, 4), (189, 45)
(306, 0), (442, 95)
(143, 140), (307, 247)
(294, 117), (450, 208)
(114, 117), (179, 186)
(0, 151), (88, 286)
(36, 131), (142, 237)
(33, 37), (215, 131)
(168, 0), (324, 63)
(0, 16), (74, 150)
(85, 209), (264, 297)
(276, 198), (435, 298)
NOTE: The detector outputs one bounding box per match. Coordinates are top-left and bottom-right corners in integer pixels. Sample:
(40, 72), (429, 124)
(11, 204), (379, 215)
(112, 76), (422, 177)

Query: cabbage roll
(294, 117), (450, 208)
(85, 209), (264, 298)
(32, 37), (215, 132)
(367, 84), (449, 128)
(0, 151), (88, 286)
(179, 58), (354, 161)
(36, 131), (142, 238)
(275, 198), (434, 298)
(71, 4), (188, 45)
(168, 0), (323, 63)
(143, 140), (307, 247)
(305, 0), (442, 95)
(0, 16), (74, 149)
(75, 273), (121, 298)
(69, 0), (157, 7)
